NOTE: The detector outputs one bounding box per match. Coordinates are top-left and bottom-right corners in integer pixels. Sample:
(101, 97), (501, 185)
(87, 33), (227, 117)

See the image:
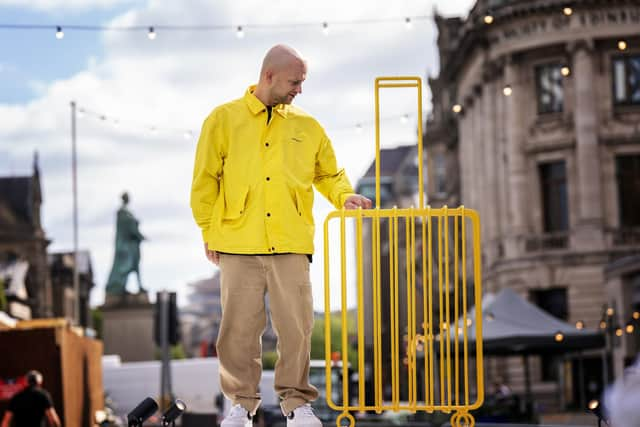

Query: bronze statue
(105, 192), (146, 295)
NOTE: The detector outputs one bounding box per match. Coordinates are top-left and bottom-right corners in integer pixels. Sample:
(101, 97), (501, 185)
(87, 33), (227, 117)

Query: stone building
(425, 0), (640, 411)
(0, 155), (94, 327)
(0, 155), (52, 319)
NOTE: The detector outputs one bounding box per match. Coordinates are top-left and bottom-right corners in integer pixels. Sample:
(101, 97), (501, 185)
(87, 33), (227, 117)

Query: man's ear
(265, 70), (273, 84)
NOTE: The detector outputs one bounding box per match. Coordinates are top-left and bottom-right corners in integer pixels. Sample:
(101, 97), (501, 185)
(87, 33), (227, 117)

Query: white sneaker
(286, 403), (322, 426)
(221, 404), (252, 427)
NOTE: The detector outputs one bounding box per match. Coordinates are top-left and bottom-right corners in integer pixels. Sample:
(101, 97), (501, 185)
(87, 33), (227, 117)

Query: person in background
(1, 370), (61, 427)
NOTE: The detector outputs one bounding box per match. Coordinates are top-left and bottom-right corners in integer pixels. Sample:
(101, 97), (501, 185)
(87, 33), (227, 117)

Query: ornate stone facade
(426, 0), (640, 411)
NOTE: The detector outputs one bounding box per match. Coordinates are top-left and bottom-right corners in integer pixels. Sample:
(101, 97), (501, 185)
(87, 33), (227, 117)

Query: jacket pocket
(223, 186), (249, 220)
(293, 187), (314, 226)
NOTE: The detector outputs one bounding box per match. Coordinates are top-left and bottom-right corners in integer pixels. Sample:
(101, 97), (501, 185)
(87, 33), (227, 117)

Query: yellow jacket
(190, 86), (355, 254)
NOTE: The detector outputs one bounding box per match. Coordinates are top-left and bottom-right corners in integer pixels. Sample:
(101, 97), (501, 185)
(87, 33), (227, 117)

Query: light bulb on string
(618, 40), (627, 51)
(563, 7), (573, 16)
(355, 123), (363, 134)
(483, 13), (494, 25)
(184, 130), (193, 140)
(561, 66), (571, 76)
(147, 27), (156, 40)
(401, 114), (409, 124)
(405, 17), (413, 30)
(503, 85), (513, 96)
(322, 22), (329, 36)
(55, 26), (64, 39)
(236, 26), (244, 39)
(77, 109), (85, 119)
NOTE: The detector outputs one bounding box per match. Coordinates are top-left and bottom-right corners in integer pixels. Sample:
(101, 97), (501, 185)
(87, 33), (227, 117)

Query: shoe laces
(228, 404), (250, 419)
(289, 404), (315, 419)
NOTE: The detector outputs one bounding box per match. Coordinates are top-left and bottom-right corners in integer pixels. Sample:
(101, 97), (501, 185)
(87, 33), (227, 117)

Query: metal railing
(322, 77), (484, 427)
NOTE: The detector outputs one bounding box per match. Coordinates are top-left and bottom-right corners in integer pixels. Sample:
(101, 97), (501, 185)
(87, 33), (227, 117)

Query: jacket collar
(244, 85), (289, 119)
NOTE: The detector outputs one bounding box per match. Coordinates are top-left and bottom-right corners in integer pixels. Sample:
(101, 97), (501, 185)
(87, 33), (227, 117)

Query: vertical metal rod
(444, 207), (451, 407)
(454, 215), (460, 405)
(438, 215), (444, 403)
(356, 210), (365, 408)
(340, 212), (349, 410)
(421, 213), (429, 406)
(393, 213), (400, 409)
(70, 101), (80, 326)
(462, 208), (469, 405)
(389, 211), (397, 409)
(427, 208), (434, 406)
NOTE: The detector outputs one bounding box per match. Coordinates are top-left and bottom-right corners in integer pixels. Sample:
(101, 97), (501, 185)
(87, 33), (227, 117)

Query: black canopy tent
(451, 288), (605, 413)
(456, 288), (604, 355)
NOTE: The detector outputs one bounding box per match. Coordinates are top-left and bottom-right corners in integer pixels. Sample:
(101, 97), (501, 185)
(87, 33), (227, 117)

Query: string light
(502, 85), (513, 96)
(554, 332), (564, 342)
(74, 104), (419, 140)
(618, 40), (627, 51)
(606, 307), (614, 316)
(625, 322), (634, 334)
(483, 13), (494, 25)
(322, 22), (329, 36)
(599, 320), (607, 330)
(147, 26), (156, 40)
(404, 17), (412, 30)
(633, 311), (639, 320)
(563, 7), (573, 16)
(575, 320), (584, 330)
(452, 104), (462, 114)
(615, 327), (623, 337)
(561, 66), (570, 76)
(0, 15), (434, 37)
(55, 26), (64, 39)
(236, 25), (244, 39)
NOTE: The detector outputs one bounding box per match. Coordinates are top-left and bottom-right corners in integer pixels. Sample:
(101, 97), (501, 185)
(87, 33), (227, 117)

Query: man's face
(269, 60), (306, 105)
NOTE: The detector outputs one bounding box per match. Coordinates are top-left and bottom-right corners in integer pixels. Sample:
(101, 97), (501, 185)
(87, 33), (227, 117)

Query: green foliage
(310, 310), (358, 368)
(91, 308), (103, 339)
(0, 278), (6, 312)
(261, 310), (359, 369)
(154, 345), (187, 360)
(262, 350), (278, 370)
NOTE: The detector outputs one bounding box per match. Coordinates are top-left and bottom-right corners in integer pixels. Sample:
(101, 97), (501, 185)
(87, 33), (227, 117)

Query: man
(190, 44), (371, 427)
(1, 370), (61, 427)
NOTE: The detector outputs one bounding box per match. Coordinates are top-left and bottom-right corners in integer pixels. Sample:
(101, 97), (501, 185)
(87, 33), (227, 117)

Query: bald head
(260, 44), (306, 77)
(253, 44), (307, 106)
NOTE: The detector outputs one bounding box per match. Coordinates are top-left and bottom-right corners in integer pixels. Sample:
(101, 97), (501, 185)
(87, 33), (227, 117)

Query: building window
(612, 55), (640, 106)
(539, 161), (569, 233)
(434, 153), (447, 195)
(530, 287), (568, 320)
(530, 287), (568, 382)
(616, 155), (640, 227)
(536, 64), (564, 114)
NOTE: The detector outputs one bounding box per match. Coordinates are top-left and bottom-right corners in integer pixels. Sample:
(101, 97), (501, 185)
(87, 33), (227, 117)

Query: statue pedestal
(101, 292), (155, 362)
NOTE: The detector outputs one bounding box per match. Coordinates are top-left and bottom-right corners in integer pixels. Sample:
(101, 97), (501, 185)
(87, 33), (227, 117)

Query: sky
(0, 0), (475, 311)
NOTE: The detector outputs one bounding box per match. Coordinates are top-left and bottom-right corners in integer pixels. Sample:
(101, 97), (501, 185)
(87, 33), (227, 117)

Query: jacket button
(266, 177), (270, 181)
(265, 142), (270, 147)
(271, 247), (275, 251)
(266, 212), (271, 217)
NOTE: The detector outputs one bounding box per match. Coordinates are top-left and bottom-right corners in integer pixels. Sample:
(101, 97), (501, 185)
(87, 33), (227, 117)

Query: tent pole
(523, 354), (532, 419)
(578, 352), (585, 410)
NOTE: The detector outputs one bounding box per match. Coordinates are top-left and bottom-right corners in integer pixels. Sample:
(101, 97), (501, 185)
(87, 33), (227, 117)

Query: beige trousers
(217, 253), (318, 415)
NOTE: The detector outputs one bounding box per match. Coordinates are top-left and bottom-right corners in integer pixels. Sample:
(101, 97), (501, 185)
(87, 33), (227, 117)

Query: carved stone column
(504, 57), (527, 257)
(571, 40), (604, 248)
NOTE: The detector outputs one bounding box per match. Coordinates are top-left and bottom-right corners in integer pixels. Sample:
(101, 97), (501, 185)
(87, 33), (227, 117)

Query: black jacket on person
(8, 386), (53, 427)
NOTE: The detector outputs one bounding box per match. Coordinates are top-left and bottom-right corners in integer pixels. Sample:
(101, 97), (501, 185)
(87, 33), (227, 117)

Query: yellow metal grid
(322, 77), (484, 427)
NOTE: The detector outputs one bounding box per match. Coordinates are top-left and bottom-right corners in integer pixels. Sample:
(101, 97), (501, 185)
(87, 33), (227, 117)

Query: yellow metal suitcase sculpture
(323, 77), (484, 427)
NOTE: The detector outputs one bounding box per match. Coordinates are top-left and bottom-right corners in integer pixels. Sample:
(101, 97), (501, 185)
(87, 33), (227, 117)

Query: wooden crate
(0, 321), (104, 427)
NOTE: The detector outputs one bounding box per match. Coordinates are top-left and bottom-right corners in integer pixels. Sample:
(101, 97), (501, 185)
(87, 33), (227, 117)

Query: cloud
(0, 0), (136, 12)
(0, 0), (473, 310)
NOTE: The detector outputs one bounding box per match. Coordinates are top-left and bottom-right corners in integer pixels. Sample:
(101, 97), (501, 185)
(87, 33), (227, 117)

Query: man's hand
(344, 194), (372, 210)
(204, 242), (220, 265)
